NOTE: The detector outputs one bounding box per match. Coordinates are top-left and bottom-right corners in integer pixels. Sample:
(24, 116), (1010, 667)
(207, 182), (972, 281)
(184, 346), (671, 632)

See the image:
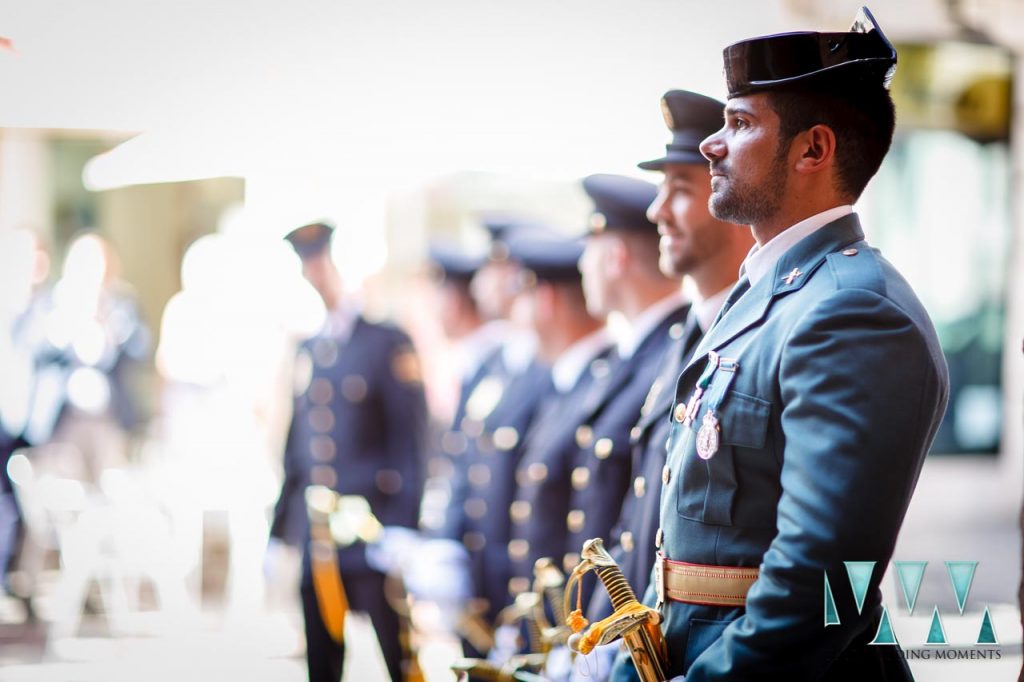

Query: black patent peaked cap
(284, 221), (334, 259)
(723, 6), (897, 97)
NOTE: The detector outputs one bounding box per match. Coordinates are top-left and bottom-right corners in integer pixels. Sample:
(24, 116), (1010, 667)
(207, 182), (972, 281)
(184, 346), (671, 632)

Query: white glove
(487, 623), (522, 666)
(544, 645), (574, 681)
(262, 537), (290, 584)
(364, 525), (422, 574)
(569, 641), (619, 682)
(401, 538), (472, 605)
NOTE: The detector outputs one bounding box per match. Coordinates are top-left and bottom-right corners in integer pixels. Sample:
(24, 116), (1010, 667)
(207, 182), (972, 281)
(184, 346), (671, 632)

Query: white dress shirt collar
(502, 328), (538, 375)
(324, 303), (359, 342)
(742, 205), (853, 287)
(616, 291), (688, 359)
(455, 320), (508, 381)
(692, 285), (733, 333)
(551, 327), (612, 394)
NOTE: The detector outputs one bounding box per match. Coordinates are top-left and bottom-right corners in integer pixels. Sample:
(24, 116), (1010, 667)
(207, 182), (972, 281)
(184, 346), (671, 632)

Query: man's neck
(750, 194), (850, 247)
(449, 316), (484, 342)
(692, 262), (742, 301)
(615, 282), (682, 322)
(541, 318), (604, 362)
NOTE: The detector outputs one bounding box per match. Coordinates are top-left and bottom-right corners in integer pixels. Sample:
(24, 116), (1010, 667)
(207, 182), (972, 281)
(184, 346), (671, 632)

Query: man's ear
(793, 124), (837, 176)
(607, 234), (630, 279)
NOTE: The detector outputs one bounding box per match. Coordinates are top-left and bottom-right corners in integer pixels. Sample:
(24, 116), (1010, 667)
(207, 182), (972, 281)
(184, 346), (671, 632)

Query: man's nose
(647, 186), (668, 224)
(700, 128), (726, 162)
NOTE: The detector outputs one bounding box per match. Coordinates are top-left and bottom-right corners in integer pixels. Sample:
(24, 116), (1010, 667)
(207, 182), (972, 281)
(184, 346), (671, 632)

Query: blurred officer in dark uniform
(368, 220), (550, 659)
(428, 244), (502, 428)
(506, 232), (611, 598)
(587, 92), (754, 625)
(613, 9), (948, 681)
(270, 222), (428, 682)
(419, 243), (501, 531)
(562, 174), (685, 583)
(430, 221), (552, 656)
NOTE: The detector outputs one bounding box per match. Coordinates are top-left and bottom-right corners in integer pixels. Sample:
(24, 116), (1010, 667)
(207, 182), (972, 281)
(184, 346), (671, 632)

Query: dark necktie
(707, 277), (751, 332)
(680, 314), (704, 363)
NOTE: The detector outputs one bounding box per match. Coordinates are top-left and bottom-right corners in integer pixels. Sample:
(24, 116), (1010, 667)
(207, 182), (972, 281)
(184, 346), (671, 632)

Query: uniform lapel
(680, 214), (867, 377)
(629, 308), (699, 441)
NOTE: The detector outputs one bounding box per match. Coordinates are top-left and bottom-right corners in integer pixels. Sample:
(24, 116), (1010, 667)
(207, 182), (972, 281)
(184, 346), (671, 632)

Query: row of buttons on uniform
(306, 375), (369, 405)
(307, 465), (404, 494)
(442, 422), (521, 455)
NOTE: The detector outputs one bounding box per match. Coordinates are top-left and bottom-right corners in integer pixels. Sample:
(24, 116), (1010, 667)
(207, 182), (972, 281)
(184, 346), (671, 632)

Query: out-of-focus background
(0, 0), (1020, 680)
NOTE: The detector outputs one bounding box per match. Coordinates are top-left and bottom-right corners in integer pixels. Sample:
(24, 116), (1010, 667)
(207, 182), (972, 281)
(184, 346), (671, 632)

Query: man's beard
(708, 148), (788, 225)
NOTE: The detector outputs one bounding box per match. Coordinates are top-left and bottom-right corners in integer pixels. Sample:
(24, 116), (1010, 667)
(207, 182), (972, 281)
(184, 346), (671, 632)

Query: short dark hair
(765, 79), (896, 200)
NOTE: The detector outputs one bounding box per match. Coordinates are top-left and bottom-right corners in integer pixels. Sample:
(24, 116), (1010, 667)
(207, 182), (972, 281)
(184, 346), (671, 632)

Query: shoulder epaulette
(825, 243), (887, 295)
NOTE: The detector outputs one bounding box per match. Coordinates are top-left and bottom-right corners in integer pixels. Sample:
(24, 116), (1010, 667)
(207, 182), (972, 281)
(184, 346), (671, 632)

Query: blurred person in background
(417, 242), (502, 532)
(0, 227), (50, 597)
(426, 220), (550, 644)
(557, 173), (687, 601)
(270, 221), (428, 682)
(368, 220), (553, 662)
(499, 229), (611, 655)
(20, 231), (149, 487)
(575, 90), (753, 681)
(157, 231), (299, 622)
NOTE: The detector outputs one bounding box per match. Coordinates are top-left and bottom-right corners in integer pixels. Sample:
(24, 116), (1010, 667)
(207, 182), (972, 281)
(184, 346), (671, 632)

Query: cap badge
(660, 97), (675, 129)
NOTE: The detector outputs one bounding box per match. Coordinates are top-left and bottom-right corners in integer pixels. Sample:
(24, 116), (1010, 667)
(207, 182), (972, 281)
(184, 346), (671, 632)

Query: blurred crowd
(0, 149), (734, 681)
(0, 73), (922, 682)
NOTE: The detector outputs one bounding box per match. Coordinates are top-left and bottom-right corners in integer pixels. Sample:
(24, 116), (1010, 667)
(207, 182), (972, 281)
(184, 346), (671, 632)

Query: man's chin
(708, 196), (736, 223)
(659, 255), (688, 279)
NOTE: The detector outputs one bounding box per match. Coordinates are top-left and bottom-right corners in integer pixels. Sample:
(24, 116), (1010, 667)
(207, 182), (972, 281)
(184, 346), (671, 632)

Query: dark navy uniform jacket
(440, 354), (554, 622)
(507, 341), (620, 595)
(613, 215), (949, 681)
(271, 315), (427, 577)
(587, 309), (701, 621)
(563, 304), (690, 577)
(422, 343), (504, 530)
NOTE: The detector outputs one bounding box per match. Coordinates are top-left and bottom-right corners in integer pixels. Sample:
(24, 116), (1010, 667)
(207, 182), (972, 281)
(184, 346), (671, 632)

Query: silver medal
(695, 411), (721, 460)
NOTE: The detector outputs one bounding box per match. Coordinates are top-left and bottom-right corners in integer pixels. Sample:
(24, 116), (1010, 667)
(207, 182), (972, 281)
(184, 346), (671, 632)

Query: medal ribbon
(694, 356), (738, 460)
(682, 351), (721, 427)
(705, 357), (738, 416)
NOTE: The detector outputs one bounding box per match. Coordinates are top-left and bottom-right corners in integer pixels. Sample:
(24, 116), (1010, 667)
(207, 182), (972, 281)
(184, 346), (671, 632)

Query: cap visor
(638, 150), (709, 171)
(637, 156), (667, 171)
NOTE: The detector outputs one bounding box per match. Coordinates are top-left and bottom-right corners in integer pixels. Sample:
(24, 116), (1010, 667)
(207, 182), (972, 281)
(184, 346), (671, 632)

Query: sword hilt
(563, 538), (668, 682)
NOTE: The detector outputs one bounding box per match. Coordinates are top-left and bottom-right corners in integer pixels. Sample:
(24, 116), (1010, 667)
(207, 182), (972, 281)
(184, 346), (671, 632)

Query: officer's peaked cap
(638, 91), (725, 171)
(581, 174), (658, 235)
(723, 6), (896, 98)
(284, 221), (334, 259)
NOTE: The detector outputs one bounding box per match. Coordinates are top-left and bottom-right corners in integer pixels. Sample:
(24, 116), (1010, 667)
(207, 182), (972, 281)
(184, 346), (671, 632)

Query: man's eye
(732, 118), (748, 129)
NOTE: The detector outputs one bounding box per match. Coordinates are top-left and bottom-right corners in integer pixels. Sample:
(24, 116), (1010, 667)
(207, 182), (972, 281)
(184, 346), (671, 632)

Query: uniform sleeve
(438, 446), (468, 541)
(686, 288), (948, 680)
(270, 397), (304, 545)
(377, 332), (428, 529)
